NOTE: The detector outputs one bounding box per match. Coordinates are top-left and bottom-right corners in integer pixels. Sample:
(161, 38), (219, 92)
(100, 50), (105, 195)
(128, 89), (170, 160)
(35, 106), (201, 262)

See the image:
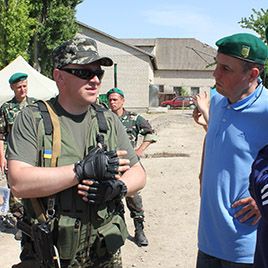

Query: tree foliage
(239, 8), (268, 87)
(0, 0), (83, 76)
(239, 8), (268, 41)
(29, 0), (83, 76)
(0, 0), (35, 68)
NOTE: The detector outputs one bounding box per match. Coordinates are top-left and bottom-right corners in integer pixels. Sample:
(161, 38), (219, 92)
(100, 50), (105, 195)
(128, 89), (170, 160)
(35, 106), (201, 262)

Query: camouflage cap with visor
(216, 33), (268, 65)
(52, 33), (113, 69)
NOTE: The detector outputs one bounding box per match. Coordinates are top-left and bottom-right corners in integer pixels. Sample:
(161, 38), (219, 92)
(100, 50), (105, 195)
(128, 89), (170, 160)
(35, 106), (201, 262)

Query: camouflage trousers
(6, 173), (24, 219)
(126, 192), (144, 219)
(14, 230), (123, 268)
(65, 249), (123, 268)
(13, 245), (122, 268)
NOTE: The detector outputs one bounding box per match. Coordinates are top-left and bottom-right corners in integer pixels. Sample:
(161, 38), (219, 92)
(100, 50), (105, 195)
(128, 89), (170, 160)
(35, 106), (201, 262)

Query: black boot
(134, 217), (148, 247)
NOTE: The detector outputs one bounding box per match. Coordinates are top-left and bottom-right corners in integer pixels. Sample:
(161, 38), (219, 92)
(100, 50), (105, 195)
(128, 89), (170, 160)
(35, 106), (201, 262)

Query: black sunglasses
(60, 68), (105, 81)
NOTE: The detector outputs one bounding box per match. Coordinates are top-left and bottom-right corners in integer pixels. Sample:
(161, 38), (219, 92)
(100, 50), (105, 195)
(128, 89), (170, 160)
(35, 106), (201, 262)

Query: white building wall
(80, 27), (152, 109)
(154, 70), (215, 94)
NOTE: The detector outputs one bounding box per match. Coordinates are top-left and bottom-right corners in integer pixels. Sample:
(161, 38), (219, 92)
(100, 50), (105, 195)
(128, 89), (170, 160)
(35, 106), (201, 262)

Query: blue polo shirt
(198, 82), (268, 263)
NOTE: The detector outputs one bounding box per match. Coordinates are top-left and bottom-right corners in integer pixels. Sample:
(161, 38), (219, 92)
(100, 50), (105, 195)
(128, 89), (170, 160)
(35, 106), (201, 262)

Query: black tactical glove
(74, 147), (119, 182)
(87, 180), (128, 205)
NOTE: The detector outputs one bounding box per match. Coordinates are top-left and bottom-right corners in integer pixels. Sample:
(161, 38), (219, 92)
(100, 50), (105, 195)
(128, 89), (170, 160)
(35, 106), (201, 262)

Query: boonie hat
(52, 33), (113, 69)
(106, 88), (124, 97)
(9, 72), (28, 84)
(216, 33), (268, 64)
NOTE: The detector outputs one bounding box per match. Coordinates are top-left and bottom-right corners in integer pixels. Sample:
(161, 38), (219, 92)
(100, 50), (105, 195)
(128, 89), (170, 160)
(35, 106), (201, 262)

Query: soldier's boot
(134, 217), (148, 247)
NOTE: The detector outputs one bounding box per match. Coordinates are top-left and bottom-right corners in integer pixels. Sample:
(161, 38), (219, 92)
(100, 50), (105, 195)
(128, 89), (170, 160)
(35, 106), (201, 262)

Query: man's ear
(53, 69), (65, 88)
(249, 67), (260, 82)
(53, 69), (61, 82)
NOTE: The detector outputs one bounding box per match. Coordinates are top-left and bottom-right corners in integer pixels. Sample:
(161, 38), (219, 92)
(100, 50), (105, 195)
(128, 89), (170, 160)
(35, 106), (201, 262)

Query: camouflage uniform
(0, 96), (36, 141)
(119, 109), (156, 246)
(0, 96), (36, 217)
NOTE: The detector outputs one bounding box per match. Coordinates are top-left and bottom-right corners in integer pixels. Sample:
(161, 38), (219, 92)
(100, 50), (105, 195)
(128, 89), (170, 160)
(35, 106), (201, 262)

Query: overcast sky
(76, 0), (267, 47)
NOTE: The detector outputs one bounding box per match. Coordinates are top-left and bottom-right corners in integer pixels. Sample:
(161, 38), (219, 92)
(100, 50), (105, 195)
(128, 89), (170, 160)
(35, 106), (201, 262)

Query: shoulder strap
(43, 101), (61, 167)
(31, 100), (61, 222)
(91, 103), (109, 133)
(37, 101), (53, 135)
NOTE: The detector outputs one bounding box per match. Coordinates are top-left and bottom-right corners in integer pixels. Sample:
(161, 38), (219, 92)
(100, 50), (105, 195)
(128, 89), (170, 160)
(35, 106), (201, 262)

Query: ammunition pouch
(92, 214), (128, 258)
(56, 216), (81, 260)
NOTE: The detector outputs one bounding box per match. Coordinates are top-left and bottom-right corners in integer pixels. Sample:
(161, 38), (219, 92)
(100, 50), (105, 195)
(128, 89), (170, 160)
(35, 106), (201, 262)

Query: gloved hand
(87, 179), (128, 204)
(74, 147), (119, 182)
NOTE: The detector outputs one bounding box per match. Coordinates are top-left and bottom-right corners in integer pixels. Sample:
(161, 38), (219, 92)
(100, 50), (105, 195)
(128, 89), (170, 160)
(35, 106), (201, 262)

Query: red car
(160, 96), (195, 109)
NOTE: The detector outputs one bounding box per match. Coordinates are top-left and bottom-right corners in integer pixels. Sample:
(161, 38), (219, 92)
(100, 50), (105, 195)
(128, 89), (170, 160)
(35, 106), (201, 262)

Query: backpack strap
(31, 100), (61, 222)
(37, 101), (53, 135)
(91, 103), (109, 133)
(42, 101), (61, 167)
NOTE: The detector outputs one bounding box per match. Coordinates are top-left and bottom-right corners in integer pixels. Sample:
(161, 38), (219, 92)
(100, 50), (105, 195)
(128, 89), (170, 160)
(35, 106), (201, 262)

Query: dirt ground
(0, 109), (205, 268)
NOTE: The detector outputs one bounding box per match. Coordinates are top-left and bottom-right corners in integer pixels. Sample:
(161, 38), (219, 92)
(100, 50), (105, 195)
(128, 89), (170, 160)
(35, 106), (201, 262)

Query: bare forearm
(135, 141), (152, 156)
(8, 160), (78, 198)
(120, 162), (146, 196)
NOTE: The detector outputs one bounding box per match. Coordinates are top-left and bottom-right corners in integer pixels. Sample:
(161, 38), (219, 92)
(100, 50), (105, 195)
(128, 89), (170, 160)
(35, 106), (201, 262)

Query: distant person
(197, 33), (268, 268)
(0, 73), (36, 236)
(107, 87), (157, 247)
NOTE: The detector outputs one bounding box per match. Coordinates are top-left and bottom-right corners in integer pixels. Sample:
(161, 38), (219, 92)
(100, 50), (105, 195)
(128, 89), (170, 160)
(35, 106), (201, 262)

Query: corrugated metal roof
(122, 38), (216, 71)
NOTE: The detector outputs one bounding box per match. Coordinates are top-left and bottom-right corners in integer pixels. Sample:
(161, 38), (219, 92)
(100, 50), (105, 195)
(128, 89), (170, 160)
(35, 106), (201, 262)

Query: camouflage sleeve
(0, 107), (7, 140)
(136, 115), (157, 143)
(111, 114), (139, 167)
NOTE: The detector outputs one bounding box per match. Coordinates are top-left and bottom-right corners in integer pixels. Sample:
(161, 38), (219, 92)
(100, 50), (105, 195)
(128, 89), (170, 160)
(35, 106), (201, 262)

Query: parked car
(160, 96), (195, 109)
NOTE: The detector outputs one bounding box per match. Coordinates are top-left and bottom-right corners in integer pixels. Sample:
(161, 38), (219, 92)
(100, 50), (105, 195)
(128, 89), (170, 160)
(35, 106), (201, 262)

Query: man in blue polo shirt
(197, 33), (268, 267)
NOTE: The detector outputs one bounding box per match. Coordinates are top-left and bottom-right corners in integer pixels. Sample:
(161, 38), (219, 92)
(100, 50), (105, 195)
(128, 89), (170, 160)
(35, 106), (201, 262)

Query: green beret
(106, 88), (124, 97)
(9, 72), (28, 84)
(216, 33), (268, 64)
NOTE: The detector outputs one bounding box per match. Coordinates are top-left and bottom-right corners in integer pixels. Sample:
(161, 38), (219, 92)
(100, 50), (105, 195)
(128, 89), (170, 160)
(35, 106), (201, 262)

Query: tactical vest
(23, 99), (128, 266)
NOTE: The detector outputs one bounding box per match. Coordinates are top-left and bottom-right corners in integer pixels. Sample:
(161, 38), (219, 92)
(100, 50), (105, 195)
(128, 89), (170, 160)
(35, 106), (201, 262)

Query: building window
(159, 85), (164, 92)
(191, 87), (200, 95)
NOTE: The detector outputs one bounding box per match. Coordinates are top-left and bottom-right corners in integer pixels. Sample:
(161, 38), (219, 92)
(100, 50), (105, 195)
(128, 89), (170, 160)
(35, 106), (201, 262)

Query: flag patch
(44, 149), (52, 159)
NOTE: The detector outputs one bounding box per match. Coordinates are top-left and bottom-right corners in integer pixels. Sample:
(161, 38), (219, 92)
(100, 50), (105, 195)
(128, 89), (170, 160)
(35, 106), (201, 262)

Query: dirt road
(0, 109), (205, 268)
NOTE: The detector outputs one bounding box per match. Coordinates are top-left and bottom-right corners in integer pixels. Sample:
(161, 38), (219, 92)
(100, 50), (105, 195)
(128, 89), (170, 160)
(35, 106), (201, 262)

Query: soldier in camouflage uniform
(107, 88), (157, 247)
(0, 73), (36, 233)
(8, 34), (146, 268)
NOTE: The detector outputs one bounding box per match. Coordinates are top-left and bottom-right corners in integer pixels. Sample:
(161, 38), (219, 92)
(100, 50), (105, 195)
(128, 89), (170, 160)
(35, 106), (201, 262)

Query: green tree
(0, 0), (35, 68)
(0, 0), (83, 76)
(239, 8), (268, 41)
(29, 0), (83, 76)
(239, 8), (268, 87)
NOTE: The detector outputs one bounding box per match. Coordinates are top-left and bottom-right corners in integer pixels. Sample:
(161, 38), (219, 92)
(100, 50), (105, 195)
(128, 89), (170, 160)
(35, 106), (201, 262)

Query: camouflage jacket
(119, 109), (157, 148)
(0, 96), (36, 140)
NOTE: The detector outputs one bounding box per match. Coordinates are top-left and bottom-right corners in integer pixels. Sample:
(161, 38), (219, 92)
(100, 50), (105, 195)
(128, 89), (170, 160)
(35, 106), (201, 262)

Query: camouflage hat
(106, 88), (124, 97)
(9, 72), (28, 84)
(216, 33), (268, 64)
(52, 33), (113, 69)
